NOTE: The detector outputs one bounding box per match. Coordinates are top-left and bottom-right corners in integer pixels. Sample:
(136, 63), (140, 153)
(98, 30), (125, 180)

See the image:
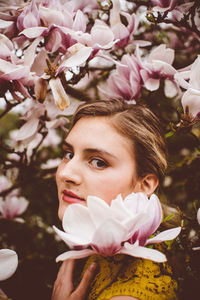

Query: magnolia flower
(14, 97), (81, 142)
(175, 56), (200, 118)
(138, 44), (177, 96)
(110, 0), (138, 48)
(17, 0), (40, 31)
(0, 249), (18, 281)
(99, 53), (142, 101)
(53, 193), (181, 263)
(0, 192), (29, 221)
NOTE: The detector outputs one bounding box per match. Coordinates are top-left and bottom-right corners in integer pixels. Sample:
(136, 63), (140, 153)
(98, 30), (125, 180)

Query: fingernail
(88, 262), (97, 272)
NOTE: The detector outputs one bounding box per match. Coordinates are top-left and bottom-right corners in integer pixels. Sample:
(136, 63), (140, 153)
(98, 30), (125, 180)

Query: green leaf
(165, 131), (174, 138)
(163, 213), (175, 223)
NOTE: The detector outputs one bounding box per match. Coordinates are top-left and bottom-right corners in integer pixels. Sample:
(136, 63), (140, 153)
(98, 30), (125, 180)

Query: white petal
(92, 219), (127, 255)
(197, 208), (200, 225)
(146, 227), (181, 245)
(122, 213), (150, 240)
(15, 118), (39, 141)
(110, 194), (132, 221)
(164, 79), (178, 98)
(53, 226), (90, 248)
(181, 88), (200, 117)
(49, 78), (70, 111)
(148, 44), (174, 65)
(58, 44), (92, 71)
(119, 243), (166, 262)
(24, 37), (43, 67)
(190, 55), (200, 90)
(0, 249), (18, 281)
(56, 249), (94, 262)
(5, 196), (29, 217)
(62, 204), (94, 241)
(193, 247), (200, 251)
(145, 78), (160, 91)
(20, 27), (47, 38)
(87, 196), (113, 227)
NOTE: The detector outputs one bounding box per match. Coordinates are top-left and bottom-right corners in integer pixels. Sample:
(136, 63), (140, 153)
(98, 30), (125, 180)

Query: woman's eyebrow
(63, 141), (117, 159)
(62, 141), (73, 149)
(84, 148), (117, 159)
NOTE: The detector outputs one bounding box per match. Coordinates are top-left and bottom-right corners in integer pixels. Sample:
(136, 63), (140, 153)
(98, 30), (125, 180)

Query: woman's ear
(140, 174), (159, 196)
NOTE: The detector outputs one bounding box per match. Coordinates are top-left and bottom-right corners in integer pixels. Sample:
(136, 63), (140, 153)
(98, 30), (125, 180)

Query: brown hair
(70, 99), (167, 183)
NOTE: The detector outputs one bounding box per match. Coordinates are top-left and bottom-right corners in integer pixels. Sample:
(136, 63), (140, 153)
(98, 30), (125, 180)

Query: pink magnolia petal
(123, 213), (150, 241)
(181, 88), (200, 117)
(141, 194), (163, 238)
(53, 226), (90, 248)
(31, 49), (48, 76)
(119, 243), (167, 262)
(148, 44), (174, 65)
(16, 118), (39, 141)
(110, 194), (132, 221)
(6, 196), (29, 216)
(63, 204), (94, 240)
(23, 36), (43, 67)
(164, 79), (178, 98)
(20, 27), (48, 38)
(23, 12), (39, 28)
(87, 196), (113, 227)
(190, 56), (200, 90)
(49, 78), (70, 111)
(56, 249), (95, 262)
(112, 22), (129, 41)
(91, 21), (114, 47)
(197, 208), (200, 225)
(152, 60), (176, 76)
(0, 249), (18, 281)
(145, 78), (160, 91)
(0, 59), (30, 80)
(92, 219), (127, 256)
(73, 10), (86, 32)
(45, 29), (62, 53)
(174, 71), (191, 89)
(146, 227), (181, 245)
(124, 193), (148, 214)
(59, 45), (92, 71)
(39, 6), (66, 27)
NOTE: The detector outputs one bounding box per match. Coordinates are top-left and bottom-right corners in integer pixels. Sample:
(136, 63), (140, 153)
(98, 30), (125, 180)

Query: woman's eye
(90, 158), (108, 169)
(64, 151), (73, 160)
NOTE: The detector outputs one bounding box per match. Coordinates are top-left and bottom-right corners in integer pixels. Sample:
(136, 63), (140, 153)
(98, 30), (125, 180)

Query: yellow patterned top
(77, 253), (178, 300)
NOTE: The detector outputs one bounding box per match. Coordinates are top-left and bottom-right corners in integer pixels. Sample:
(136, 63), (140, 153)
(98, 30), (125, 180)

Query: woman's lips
(62, 190), (85, 204)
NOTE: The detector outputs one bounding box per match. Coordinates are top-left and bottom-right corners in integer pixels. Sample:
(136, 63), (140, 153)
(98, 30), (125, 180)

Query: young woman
(52, 100), (178, 300)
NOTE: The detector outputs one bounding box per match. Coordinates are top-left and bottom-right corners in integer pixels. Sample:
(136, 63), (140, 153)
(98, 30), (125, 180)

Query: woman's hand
(51, 259), (97, 300)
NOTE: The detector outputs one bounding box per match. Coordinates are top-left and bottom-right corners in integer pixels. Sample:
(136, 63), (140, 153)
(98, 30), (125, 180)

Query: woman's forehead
(65, 116), (135, 157)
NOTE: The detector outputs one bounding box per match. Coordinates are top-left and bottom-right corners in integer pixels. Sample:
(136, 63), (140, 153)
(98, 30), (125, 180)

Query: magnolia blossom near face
(53, 193), (181, 262)
(56, 116), (144, 220)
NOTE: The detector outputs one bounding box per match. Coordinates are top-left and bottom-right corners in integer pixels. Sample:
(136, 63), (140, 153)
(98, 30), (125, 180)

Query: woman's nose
(58, 157), (82, 185)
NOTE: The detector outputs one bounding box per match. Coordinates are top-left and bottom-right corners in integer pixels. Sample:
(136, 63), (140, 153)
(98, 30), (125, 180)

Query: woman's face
(56, 116), (143, 220)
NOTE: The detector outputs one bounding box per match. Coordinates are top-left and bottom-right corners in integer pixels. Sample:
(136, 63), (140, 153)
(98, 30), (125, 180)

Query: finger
(53, 260), (75, 297)
(63, 259), (75, 284)
(74, 263), (97, 299)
